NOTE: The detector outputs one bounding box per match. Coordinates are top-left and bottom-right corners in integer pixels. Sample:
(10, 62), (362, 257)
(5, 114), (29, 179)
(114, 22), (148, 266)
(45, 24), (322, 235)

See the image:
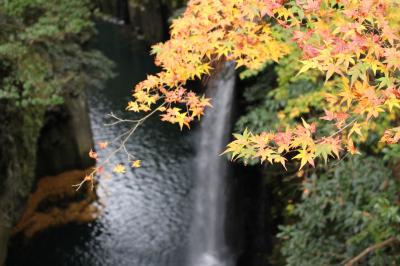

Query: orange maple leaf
(89, 149), (98, 160)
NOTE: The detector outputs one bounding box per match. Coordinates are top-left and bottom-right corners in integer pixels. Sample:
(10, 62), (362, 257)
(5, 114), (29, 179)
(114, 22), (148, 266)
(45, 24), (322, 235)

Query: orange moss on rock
(12, 169), (101, 238)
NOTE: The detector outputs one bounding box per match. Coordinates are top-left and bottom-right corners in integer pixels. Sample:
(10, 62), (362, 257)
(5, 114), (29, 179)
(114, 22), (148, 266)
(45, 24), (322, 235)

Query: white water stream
(189, 63), (236, 266)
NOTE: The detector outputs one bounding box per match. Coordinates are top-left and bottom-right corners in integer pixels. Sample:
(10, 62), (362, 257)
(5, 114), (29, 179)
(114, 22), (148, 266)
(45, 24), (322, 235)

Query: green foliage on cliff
(0, 0), (113, 230)
(236, 38), (400, 266)
(0, 0), (114, 108)
(278, 157), (400, 265)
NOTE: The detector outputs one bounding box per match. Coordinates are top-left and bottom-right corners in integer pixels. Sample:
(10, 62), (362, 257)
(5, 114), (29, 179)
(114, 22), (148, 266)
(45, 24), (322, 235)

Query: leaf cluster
(132, 0), (400, 170)
(278, 156), (400, 266)
(0, 0), (114, 108)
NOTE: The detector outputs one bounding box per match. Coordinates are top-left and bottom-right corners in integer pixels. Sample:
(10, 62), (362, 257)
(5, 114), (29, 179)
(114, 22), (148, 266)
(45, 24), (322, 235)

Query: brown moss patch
(12, 168), (101, 238)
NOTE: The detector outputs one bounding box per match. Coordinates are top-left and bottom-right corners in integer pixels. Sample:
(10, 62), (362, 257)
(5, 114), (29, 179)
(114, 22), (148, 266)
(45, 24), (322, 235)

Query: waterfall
(188, 63), (235, 266)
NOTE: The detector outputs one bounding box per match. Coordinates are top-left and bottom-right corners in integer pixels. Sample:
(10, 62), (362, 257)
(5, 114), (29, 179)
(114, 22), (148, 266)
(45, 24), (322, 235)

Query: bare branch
(343, 237), (398, 266)
(72, 102), (166, 190)
(104, 112), (140, 126)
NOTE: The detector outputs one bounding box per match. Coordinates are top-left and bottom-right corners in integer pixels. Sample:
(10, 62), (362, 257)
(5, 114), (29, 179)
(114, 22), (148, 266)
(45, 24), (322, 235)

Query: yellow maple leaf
(126, 101), (140, 112)
(113, 164), (126, 174)
(131, 160), (141, 168)
(293, 148), (315, 170)
(273, 155), (287, 170)
(158, 106), (166, 112)
(348, 122), (363, 138)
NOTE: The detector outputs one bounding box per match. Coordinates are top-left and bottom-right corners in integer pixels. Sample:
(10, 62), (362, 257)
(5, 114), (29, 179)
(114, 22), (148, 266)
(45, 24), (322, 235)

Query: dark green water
(7, 22), (197, 266)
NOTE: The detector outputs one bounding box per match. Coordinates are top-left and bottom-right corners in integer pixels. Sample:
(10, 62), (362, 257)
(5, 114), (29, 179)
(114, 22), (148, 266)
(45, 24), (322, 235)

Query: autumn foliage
(123, 0), (400, 170)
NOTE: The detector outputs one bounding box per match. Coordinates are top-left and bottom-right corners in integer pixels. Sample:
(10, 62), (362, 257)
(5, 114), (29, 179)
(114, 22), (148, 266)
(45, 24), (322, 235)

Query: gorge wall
(0, 90), (96, 265)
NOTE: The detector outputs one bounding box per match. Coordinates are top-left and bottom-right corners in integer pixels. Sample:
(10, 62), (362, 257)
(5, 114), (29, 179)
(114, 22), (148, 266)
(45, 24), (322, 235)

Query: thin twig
(343, 237), (398, 266)
(97, 103), (165, 167)
(104, 112), (140, 126)
(73, 102), (166, 190)
(331, 152), (349, 167)
(317, 117), (358, 143)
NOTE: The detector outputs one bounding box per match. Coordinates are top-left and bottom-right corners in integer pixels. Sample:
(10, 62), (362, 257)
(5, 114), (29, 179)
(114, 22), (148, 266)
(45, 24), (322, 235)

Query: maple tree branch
(122, 144), (135, 160)
(72, 173), (95, 191)
(328, 118), (358, 139)
(105, 96), (166, 126)
(97, 102), (166, 167)
(104, 112), (139, 126)
(343, 237), (398, 266)
(331, 152), (349, 167)
(109, 128), (133, 145)
(73, 103), (166, 190)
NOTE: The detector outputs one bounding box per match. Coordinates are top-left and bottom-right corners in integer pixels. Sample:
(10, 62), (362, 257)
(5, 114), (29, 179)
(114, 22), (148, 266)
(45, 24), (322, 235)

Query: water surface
(8, 22), (197, 266)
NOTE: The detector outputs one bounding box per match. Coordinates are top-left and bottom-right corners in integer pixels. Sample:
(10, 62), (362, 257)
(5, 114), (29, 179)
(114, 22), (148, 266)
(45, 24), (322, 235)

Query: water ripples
(8, 22), (196, 266)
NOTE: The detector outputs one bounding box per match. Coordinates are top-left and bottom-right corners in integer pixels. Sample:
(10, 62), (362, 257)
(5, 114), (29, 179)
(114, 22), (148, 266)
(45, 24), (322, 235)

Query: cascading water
(188, 63), (236, 266)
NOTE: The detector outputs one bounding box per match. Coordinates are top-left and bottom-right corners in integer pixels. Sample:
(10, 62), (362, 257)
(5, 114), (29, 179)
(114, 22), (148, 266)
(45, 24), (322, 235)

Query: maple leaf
(133, 90), (148, 103)
(347, 138), (360, 155)
(320, 110), (336, 121)
(131, 160), (141, 168)
(273, 155), (287, 170)
(176, 111), (190, 130)
(325, 63), (342, 81)
(223, 128), (253, 161)
(348, 122), (363, 138)
(315, 143), (332, 164)
(292, 30), (312, 43)
(256, 148), (274, 163)
(113, 164), (126, 174)
(126, 101), (140, 112)
(348, 63), (367, 86)
(129, 0), (400, 172)
(89, 149), (98, 160)
(139, 104), (151, 112)
(324, 93), (337, 105)
(97, 166), (105, 174)
(275, 130), (292, 153)
(293, 148), (315, 170)
(300, 117), (316, 133)
(98, 141), (108, 149)
(315, 137), (341, 163)
(381, 127), (400, 144)
(338, 81), (354, 108)
(297, 60), (317, 75)
(158, 106), (167, 112)
(384, 47), (400, 70)
(365, 105), (384, 120)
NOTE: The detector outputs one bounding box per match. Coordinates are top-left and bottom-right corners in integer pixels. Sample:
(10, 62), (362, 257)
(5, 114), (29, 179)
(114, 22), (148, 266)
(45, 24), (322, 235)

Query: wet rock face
(128, 0), (168, 44)
(0, 107), (43, 225)
(0, 227), (9, 266)
(96, 0), (170, 44)
(0, 91), (95, 265)
(0, 105), (44, 266)
(35, 90), (95, 177)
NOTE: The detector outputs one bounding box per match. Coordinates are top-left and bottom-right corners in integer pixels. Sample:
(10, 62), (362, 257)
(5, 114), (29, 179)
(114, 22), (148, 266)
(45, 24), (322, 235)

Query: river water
(7, 22), (234, 266)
